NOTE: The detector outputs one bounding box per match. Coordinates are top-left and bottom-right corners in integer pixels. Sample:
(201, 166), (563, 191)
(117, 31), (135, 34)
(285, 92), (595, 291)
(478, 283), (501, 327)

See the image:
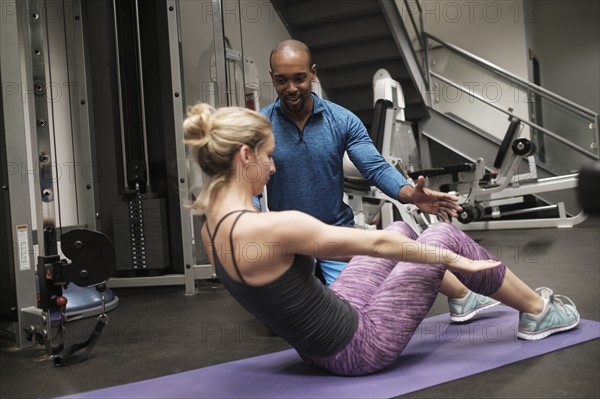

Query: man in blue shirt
(260, 39), (498, 322)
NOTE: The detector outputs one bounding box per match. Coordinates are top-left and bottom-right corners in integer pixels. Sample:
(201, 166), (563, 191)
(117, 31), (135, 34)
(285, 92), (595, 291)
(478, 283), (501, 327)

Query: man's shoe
(518, 287), (580, 341)
(448, 290), (500, 322)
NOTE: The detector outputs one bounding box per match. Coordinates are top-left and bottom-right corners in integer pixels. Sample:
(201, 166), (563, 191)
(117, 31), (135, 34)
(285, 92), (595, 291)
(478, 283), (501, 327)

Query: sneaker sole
(450, 300), (501, 323)
(517, 315), (581, 341)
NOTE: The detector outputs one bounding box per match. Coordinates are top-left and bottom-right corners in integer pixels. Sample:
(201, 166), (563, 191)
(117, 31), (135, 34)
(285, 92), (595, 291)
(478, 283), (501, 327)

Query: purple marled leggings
(301, 221), (507, 376)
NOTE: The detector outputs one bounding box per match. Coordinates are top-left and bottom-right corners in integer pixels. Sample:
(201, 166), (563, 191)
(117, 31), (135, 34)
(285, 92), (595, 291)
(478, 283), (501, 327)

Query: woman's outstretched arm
(264, 211), (501, 274)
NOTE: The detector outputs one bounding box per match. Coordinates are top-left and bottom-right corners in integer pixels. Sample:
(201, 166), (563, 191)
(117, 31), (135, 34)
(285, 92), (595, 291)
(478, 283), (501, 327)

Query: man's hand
(399, 176), (462, 222)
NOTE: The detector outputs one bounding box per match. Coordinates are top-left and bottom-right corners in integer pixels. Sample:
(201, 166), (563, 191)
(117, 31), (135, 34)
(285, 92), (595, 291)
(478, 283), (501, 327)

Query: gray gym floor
(1, 218), (598, 399)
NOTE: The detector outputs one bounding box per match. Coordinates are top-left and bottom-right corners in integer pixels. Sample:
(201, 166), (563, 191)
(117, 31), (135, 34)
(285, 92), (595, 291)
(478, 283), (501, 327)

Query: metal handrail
(416, 1), (428, 89)
(403, 0), (421, 47)
(386, 0), (428, 86)
(430, 72), (599, 161)
(425, 32), (598, 120)
(405, 0), (429, 88)
(394, 0), (598, 159)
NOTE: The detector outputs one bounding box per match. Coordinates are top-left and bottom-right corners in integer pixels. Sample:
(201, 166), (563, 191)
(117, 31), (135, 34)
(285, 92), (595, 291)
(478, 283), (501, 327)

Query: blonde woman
(184, 103), (579, 376)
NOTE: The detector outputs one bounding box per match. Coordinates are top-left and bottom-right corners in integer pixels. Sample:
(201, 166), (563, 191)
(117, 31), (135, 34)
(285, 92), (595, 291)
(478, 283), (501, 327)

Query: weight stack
(112, 193), (170, 273)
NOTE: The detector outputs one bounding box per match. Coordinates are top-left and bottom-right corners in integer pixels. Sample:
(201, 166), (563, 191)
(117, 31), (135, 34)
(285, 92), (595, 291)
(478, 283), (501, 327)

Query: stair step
(276, 0), (382, 29)
(317, 60), (410, 91)
(318, 56), (403, 77)
(354, 108), (375, 127)
(312, 37), (401, 70)
(298, 14), (391, 48)
(272, 0), (428, 122)
(326, 84), (373, 111)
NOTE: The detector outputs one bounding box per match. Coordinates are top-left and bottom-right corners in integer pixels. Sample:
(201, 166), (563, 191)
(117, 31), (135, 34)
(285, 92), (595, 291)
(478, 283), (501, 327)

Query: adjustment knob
(458, 206), (481, 224)
(512, 138), (536, 157)
(56, 296), (68, 307)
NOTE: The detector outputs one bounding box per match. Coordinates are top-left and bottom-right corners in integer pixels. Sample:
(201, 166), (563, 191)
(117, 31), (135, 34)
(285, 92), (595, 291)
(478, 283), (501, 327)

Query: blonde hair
(183, 103), (271, 214)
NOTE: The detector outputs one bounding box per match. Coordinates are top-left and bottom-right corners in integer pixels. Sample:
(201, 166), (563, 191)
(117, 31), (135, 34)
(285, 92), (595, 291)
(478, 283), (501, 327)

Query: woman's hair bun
(183, 103), (215, 143)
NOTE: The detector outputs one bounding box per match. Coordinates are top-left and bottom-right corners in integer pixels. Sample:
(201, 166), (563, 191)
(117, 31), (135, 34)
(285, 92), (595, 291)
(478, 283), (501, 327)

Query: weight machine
(22, 229), (115, 366)
(1, 0), (120, 365)
(410, 116), (585, 229)
(343, 68), (587, 232)
(343, 69), (431, 233)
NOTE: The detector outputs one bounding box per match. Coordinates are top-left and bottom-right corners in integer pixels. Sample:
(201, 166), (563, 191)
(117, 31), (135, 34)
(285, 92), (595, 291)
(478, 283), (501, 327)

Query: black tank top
(205, 210), (358, 357)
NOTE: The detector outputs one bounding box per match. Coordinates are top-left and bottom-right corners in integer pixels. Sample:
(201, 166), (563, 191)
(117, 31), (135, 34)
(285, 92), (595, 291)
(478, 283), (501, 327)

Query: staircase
(270, 0), (429, 129)
(270, 0), (599, 224)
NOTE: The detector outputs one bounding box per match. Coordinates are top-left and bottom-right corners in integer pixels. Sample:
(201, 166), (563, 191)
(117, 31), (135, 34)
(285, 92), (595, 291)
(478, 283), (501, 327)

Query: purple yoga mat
(57, 306), (599, 399)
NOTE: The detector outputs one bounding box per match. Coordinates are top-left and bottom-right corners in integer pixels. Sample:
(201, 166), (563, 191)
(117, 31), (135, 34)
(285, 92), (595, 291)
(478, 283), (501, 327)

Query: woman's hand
(446, 257), (502, 274)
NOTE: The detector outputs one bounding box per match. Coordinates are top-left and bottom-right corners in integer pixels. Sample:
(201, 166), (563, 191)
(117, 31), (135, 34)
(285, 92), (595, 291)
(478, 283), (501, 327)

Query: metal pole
(133, 0), (152, 191)
(211, 0), (228, 107)
(112, 0), (129, 190)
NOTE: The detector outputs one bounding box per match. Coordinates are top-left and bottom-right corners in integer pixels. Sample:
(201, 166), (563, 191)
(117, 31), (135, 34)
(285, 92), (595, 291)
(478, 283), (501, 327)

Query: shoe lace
(552, 294), (578, 316)
(535, 287), (578, 316)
